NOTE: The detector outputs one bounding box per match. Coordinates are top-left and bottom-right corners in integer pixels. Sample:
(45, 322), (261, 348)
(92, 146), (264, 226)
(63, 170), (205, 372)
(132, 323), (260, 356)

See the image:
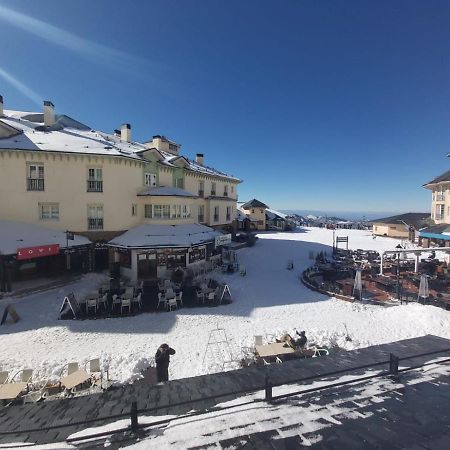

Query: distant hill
(282, 210), (401, 221)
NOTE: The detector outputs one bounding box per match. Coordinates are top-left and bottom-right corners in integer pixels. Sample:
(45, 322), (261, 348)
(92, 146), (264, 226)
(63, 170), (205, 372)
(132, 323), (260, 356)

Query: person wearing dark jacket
(155, 343), (176, 382)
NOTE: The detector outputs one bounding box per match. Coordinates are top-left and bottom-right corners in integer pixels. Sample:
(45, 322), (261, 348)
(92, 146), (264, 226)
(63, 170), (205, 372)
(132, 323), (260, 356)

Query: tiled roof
(371, 212), (431, 229)
(241, 199), (269, 209)
(424, 169), (450, 186)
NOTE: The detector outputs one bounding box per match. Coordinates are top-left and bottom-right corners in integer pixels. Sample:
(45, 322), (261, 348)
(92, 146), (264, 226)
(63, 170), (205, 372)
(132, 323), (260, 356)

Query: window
(132, 204), (138, 216)
(27, 163), (44, 191)
(251, 209), (255, 213)
(169, 143), (178, 153)
(182, 205), (190, 218)
(198, 180), (204, 197)
(231, 185), (234, 194)
(87, 205), (103, 229)
(87, 167), (103, 192)
(39, 203), (59, 221)
(198, 205), (205, 223)
(224, 185), (228, 197)
(211, 182), (216, 196)
(145, 204), (152, 218)
(214, 206), (219, 222)
(436, 188), (445, 202)
(145, 173), (157, 187)
(152, 205), (170, 219)
(175, 178), (184, 189)
(172, 204), (182, 218)
(436, 204), (445, 220)
(226, 206), (231, 221)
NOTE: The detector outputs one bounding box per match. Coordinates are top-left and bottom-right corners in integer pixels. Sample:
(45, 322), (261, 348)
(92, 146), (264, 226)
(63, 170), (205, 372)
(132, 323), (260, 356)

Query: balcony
(223, 192), (228, 197)
(27, 178), (44, 191)
(198, 214), (204, 223)
(87, 180), (103, 192)
(88, 218), (104, 230)
(214, 215), (219, 222)
(435, 214), (444, 221)
(436, 193), (445, 202)
(198, 190), (204, 198)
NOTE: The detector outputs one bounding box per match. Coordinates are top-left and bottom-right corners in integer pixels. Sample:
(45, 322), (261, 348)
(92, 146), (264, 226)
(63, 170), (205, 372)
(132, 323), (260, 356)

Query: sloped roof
(371, 213), (430, 230)
(0, 221), (90, 255)
(137, 186), (196, 197)
(424, 169), (450, 186)
(419, 223), (450, 235)
(108, 224), (223, 248)
(266, 208), (287, 220)
(241, 199), (268, 209)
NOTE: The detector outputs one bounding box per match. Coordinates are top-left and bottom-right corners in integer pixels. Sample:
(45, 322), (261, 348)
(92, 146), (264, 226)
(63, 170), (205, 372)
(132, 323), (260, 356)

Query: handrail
(0, 346), (449, 442)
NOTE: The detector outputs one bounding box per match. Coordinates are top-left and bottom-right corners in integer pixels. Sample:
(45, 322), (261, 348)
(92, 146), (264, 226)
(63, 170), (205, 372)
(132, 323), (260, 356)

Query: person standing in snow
(155, 343), (176, 382)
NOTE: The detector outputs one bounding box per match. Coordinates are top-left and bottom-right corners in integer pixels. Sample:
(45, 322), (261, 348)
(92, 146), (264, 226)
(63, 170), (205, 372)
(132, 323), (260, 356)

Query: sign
(66, 231), (75, 241)
(215, 234), (232, 248)
(1, 304), (20, 325)
(17, 244), (60, 260)
(59, 293), (81, 320)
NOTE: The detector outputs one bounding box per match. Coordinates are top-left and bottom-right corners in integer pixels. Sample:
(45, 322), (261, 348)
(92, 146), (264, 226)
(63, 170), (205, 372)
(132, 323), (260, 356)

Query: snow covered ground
(1, 227), (450, 385)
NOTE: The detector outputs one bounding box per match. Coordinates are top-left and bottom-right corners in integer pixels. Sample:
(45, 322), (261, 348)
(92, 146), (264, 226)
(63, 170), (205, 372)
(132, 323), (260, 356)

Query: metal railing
(87, 180), (103, 192)
(223, 192), (228, 197)
(88, 218), (103, 230)
(0, 346), (449, 445)
(211, 191), (216, 196)
(436, 194), (445, 201)
(27, 178), (44, 191)
(435, 214), (444, 220)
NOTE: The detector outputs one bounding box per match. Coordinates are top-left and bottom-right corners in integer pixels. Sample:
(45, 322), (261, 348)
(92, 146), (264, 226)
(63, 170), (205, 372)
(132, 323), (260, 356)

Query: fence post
(265, 375), (272, 402)
(389, 353), (399, 378)
(130, 401), (138, 431)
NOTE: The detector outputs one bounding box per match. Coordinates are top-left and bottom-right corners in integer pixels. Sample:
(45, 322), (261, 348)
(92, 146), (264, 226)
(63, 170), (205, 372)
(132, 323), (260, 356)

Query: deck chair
(0, 371), (9, 384)
(175, 291), (183, 307)
(167, 297), (177, 311)
(86, 358), (102, 388)
(67, 362), (79, 375)
(121, 298), (131, 315)
(11, 369), (33, 384)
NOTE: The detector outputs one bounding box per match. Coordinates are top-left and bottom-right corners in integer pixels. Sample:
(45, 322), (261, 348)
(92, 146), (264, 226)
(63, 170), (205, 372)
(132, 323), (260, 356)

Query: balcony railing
(88, 218), (104, 230)
(223, 192), (228, 197)
(87, 180), (103, 192)
(211, 191), (216, 196)
(198, 215), (204, 223)
(436, 194), (445, 201)
(214, 215), (219, 222)
(198, 190), (204, 198)
(435, 214), (444, 221)
(27, 178), (44, 191)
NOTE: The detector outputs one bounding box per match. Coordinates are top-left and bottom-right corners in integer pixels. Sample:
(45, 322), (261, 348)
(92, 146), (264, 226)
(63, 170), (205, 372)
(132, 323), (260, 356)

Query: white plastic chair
(167, 297), (178, 311)
(67, 362), (79, 375)
(0, 371), (9, 384)
(11, 369), (33, 384)
(87, 298), (97, 315)
(132, 293), (142, 310)
(196, 290), (205, 304)
(86, 358), (102, 387)
(121, 298), (131, 314)
(112, 294), (121, 311)
(98, 293), (108, 311)
(175, 291), (183, 307)
(157, 292), (166, 309)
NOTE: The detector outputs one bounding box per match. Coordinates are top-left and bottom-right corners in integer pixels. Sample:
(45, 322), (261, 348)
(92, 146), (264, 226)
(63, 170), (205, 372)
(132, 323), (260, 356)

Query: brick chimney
(196, 153), (204, 165)
(121, 123), (131, 143)
(0, 95), (3, 116)
(43, 100), (55, 126)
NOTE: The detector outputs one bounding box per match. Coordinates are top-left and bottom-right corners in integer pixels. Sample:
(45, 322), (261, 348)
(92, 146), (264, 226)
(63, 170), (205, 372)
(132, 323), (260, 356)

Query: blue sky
(1, 0), (449, 214)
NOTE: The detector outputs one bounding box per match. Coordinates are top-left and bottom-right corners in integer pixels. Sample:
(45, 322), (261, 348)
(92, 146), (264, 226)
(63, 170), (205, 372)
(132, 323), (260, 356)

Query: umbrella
(418, 274), (429, 303)
(353, 268), (363, 301)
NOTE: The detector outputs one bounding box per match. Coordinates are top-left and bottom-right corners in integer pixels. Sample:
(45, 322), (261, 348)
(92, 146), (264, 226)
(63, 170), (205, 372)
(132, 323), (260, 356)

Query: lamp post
(395, 244), (403, 303)
(332, 228), (336, 253)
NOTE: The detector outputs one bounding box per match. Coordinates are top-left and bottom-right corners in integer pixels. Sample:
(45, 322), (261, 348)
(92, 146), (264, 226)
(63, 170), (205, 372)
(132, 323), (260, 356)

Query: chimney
(196, 153), (204, 165)
(0, 95), (3, 116)
(43, 100), (55, 126)
(121, 123), (131, 143)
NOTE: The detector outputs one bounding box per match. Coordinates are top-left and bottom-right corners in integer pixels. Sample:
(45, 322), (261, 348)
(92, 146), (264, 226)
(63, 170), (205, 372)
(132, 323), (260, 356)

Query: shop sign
(215, 234), (232, 248)
(17, 244), (60, 260)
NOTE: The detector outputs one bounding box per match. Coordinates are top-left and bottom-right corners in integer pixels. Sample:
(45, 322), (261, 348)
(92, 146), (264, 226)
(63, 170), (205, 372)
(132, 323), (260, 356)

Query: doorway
(137, 253), (157, 279)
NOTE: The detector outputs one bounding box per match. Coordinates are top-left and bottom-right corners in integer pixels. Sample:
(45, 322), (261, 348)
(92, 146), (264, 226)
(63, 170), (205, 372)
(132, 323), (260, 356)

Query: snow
(0, 221), (90, 254)
(108, 223), (223, 248)
(1, 227), (450, 387)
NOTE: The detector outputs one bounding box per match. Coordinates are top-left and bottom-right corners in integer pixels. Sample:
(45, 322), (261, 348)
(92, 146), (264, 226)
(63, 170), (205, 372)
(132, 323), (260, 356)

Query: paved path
(0, 334), (449, 446)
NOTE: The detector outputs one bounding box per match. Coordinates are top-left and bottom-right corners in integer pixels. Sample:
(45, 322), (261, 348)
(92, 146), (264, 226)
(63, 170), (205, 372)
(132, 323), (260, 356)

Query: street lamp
(395, 244), (403, 303)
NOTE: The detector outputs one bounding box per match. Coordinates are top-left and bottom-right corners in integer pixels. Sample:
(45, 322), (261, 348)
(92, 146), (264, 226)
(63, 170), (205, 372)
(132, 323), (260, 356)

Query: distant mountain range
(281, 210), (401, 221)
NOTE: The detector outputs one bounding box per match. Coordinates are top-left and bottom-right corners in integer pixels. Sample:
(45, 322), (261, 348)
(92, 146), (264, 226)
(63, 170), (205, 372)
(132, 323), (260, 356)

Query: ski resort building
(0, 96), (241, 287)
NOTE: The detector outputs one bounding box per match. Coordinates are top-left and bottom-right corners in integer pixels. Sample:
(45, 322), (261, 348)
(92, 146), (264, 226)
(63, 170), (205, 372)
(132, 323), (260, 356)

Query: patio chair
(22, 385), (46, 404)
(164, 279), (172, 289)
(165, 288), (175, 299)
(98, 293), (108, 311)
(196, 290), (205, 304)
(85, 358), (103, 388)
(121, 298), (131, 315)
(0, 371), (9, 384)
(157, 292), (166, 310)
(175, 291), (183, 307)
(86, 298), (97, 315)
(112, 294), (122, 312)
(132, 293), (142, 310)
(11, 368), (33, 385)
(208, 287), (219, 303)
(167, 297), (178, 311)
(67, 362), (79, 375)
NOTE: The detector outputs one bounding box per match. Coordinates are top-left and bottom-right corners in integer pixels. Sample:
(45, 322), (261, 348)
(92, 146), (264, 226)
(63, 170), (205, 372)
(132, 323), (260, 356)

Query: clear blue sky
(1, 0), (449, 213)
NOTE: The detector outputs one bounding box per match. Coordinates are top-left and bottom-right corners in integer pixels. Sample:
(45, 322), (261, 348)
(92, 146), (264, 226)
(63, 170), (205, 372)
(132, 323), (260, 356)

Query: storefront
(108, 223), (230, 281)
(0, 221), (91, 292)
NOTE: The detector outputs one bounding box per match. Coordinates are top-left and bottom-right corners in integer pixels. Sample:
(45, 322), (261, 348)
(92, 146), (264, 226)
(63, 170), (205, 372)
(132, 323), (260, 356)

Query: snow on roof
(0, 110), (146, 160)
(241, 199), (268, 209)
(108, 223), (223, 248)
(137, 186), (196, 197)
(266, 208), (287, 220)
(0, 221), (90, 255)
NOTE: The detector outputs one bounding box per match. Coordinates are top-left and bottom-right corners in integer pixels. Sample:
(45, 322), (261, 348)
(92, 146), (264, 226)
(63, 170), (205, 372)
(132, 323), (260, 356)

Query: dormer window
(145, 173), (157, 187)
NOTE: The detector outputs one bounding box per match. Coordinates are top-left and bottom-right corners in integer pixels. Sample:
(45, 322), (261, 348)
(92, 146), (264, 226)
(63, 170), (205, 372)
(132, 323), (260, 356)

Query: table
(60, 369), (91, 390)
(255, 343), (295, 358)
(0, 382), (27, 400)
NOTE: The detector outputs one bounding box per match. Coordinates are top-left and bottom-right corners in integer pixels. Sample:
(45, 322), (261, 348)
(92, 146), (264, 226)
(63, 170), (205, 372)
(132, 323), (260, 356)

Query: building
(265, 209), (295, 231)
(0, 95), (241, 283)
(420, 157), (450, 247)
(239, 199), (268, 231)
(371, 213), (430, 240)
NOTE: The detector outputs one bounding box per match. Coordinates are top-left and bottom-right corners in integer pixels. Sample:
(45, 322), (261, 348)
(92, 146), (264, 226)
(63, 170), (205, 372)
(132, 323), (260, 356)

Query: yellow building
(423, 168), (450, 224)
(240, 199), (268, 231)
(0, 96), (241, 281)
(371, 213), (430, 240)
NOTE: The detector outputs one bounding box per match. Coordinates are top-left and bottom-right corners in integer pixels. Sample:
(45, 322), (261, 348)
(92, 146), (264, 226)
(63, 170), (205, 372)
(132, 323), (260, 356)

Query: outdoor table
(60, 369), (91, 390)
(255, 342), (295, 358)
(0, 382), (27, 400)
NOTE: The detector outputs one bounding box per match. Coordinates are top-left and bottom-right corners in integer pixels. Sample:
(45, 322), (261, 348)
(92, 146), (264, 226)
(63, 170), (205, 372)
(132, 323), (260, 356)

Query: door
(137, 253), (157, 279)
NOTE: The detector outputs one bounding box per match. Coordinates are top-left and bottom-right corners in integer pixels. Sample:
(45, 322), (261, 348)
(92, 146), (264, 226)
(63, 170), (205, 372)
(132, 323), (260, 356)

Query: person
(155, 343), (176, 382)
(295, 331), (307, 349)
